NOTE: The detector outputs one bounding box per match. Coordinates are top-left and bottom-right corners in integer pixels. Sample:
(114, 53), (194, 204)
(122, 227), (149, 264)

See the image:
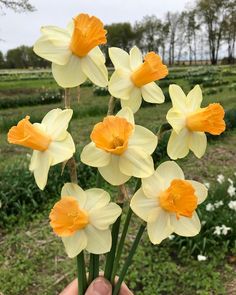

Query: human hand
(60, 277), (133, 295)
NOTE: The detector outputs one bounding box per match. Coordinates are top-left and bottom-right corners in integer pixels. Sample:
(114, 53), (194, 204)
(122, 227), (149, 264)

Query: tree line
(0, 0), (235, 69)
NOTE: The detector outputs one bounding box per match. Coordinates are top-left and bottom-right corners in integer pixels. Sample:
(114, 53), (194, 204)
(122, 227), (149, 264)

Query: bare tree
(223, 0), (236, 63)
(197, 0), (228, 65)
(0, 0), (35, 13)
(166, 12), (180, 65)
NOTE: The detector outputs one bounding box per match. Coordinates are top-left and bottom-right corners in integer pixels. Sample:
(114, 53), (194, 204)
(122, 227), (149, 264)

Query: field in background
(0, 65), (236, 295)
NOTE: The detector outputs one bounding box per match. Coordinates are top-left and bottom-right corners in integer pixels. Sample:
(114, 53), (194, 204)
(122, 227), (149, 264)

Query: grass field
(0, 65), (236, 295)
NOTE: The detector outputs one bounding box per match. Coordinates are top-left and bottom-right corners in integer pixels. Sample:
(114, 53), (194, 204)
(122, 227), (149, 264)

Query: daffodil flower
(130, 161), (208, 244)
(81, 107), (157, 185)
(166, 84), (225, 159)
(49, 183), (122, 258)
(33, 13), (108, 88)
(108, 46), (168, 113)
(8, 109), (75, 190)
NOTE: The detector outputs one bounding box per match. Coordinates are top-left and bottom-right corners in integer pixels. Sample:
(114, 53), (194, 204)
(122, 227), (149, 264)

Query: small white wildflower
(197, 254), (207, 261)
(227, 185), (236, 197)
(204, 182), (210, 189)
(214, 201), (223, 208)
(217, 174), (225, 184)
(214, 226), (222, 236)
(221, 225), (231, 235)
(228, 178), (234, 185)
(201, 220), (206, 226)
(168, 234), (175, 240)
(206, 203), (215, 212)
(228, 200), (236, 211)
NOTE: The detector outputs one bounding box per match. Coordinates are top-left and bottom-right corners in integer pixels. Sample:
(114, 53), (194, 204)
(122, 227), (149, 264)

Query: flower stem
(111, 206), (132, 282)
(111, 179), (141, 283)
(112, 224), (146, 295)
(107, 96), (117, 115)
(88, 254), (99, 284)
(77, 251), (87, 295)
(104, 202), (123, 282)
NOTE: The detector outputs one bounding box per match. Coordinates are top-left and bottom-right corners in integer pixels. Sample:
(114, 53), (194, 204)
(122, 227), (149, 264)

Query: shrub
(93, 86), (109, 96)
(0, 89), (63, 109)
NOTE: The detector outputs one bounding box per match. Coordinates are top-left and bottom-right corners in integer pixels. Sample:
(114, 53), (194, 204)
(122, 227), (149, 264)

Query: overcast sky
(0, 0), (194, 53)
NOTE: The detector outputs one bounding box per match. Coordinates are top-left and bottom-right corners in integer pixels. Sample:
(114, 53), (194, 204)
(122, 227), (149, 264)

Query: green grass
(0, 65), (236, 294)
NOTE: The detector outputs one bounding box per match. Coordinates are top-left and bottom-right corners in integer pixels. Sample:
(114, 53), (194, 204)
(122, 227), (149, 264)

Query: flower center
(70, 13), (107, 58)
(131, 52), (168, 88)
(186, 103), (225, 135)
(49, 196), (89, 237)
(8, 116), (51, 151)
(159, 179), (197, 219)
(91, 116), (133, 155)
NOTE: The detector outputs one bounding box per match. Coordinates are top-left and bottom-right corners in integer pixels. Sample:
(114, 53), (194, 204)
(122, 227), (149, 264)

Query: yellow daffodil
(108, 46), (168, 113)
(8, 109), (75, 190)
(81, 107), (157, 185)
(166, 84), (226, 159)
(33, 13), (108, 88)
(130, 161), (208, 244)
(49, 183), (122, 258)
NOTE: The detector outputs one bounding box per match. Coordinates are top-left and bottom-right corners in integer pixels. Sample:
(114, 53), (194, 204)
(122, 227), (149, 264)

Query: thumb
(85, 277), (112, 295)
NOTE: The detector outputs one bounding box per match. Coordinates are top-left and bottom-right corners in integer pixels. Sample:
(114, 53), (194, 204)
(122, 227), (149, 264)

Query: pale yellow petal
(52, 55), (87, 88)
(119, 146), (154, 178)
(120, 88), (142, 113)
(129, 125), (157, 154)
(116, 107), (135, 125)
(108, 47), (130, 70)
(81, 54), (108, 87)
(84, 188), (110, 211)
(166, 107), (186, 134)
(43, 109), (73, 140)
(98, 155), (130, 185)
(155, 161), (184, 190)
(129, 46), (143, 71)
(167, 128), (190, 160)
(62, 230), (87, 258)
(147, 207), (173, 244)
(48, 133), (75, 165)
(85, 225), (111, 254)
(187, 85), (203, 112)
(169, 84), (188, 112)
(29, 150), (52, 190)
(189, 132), (207, 158)
(34, 26), (71, 65)
(88, 46), (106, 64)
(171, 211), (201, 237)
(108, 69), (133, 99)
(130, 188), (158, 222)
(142, 171), (165, 198)
(61, 183), (87, 208)
(187, 180), (208, 204)
(141, 82), (165, 104)
(89, 203), (122, 230)
(81, 142), (111, 167)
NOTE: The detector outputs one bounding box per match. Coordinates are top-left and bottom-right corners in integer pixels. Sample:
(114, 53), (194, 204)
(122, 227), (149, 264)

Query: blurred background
(0, 1), (236, 294)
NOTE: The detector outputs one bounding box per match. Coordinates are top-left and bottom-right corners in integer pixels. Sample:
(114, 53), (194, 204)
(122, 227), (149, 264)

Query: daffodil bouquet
(7, 13), (226, 295)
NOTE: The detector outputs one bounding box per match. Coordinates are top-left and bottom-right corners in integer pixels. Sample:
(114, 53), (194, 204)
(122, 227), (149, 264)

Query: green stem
(88, 254), (99, 284)
(104, 203), (123, 281)
(77, 251), (87, 295)
(111, 206), (132, 282)
(111, 179), (141, 282)
(112, 224), (146, 295)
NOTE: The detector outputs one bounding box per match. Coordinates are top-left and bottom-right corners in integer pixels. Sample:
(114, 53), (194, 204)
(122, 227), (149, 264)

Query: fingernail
(91, 277), (111, 295)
